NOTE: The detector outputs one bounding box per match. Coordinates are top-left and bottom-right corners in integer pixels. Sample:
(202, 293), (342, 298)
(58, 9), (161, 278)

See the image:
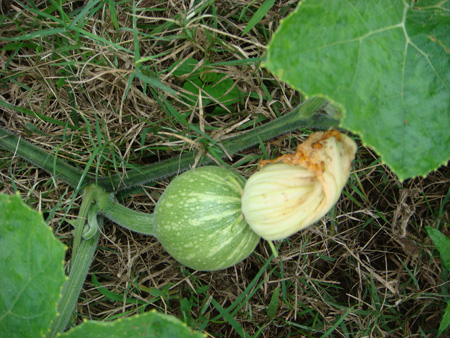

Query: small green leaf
(0, 193), (66, 338)
(264, 0), (450, 180)
(205, 74), (241, 106)
(183, 74), (241, 107)
(60, 309), (205, 338)
(426, 226), (450, 271)
(183, 77), (205, 105)
(438, 301), (450, 337)
(200, 70), (218, 83)
(267, 287), (280, 319)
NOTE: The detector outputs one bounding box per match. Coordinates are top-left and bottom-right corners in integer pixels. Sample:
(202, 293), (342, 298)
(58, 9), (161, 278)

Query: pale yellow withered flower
(241, 130), (357, 241)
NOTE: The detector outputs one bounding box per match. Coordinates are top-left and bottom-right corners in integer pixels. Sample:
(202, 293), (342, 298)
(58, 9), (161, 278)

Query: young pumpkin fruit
(154, 166), (260, 271)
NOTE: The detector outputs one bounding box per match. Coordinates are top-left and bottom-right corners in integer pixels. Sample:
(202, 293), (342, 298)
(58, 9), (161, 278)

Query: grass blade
(68, 0), (101, 29)
(135, 70), (177, 96)
(0, 27), (67, 41)
(319, 307), (352, 338)
(210, 299), (248, 338)
(70, 26), (133, 53)
(242, 0), (276, 35)
(107, 0), (119, 30)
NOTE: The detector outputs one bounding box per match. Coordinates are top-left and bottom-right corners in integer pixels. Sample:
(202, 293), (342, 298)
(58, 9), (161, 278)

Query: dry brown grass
(1, 1), (450, 337)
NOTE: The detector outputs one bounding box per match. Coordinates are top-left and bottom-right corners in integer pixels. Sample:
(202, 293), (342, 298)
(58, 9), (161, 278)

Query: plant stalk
(101, 203), (155, 235)
(46, 215), (103, 337)
(0, 97), (337, 193)
(71, 186), (97, 260)
(97, 96), (336, 191)
(92, 184), (155, 236)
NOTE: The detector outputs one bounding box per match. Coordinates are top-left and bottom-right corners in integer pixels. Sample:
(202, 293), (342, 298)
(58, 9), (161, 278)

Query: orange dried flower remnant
(260, 129), (344, 174)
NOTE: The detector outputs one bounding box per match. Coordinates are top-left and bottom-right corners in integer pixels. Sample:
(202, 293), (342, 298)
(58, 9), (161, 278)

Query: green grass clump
(1, 1), (450, 337)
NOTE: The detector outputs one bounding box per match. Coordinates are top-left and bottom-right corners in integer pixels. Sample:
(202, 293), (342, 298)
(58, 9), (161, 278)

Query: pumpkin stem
(91, 185), (156, 236)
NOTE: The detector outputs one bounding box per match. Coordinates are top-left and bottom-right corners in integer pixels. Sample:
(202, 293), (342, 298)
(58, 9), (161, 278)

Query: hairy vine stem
(0, 97), (337, 193)
(0, 128), (93, 189)
(46, 213), (103, 337)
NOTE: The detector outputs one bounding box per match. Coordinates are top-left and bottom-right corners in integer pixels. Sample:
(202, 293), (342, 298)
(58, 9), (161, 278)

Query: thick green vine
(0, 97), (337, 193)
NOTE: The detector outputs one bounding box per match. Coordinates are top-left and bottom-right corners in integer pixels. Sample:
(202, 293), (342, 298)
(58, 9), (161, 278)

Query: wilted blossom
(241, 130), (357, 240)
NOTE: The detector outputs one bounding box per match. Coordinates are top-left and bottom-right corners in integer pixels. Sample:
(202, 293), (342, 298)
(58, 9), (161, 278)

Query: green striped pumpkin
(154, 166), (260, 271)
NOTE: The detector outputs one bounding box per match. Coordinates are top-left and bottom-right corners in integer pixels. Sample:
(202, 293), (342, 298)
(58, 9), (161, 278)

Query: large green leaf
(0, 193), (66, 337)
(264, 0), (450, 180)
(60, 309), (205, 338)
(0, 193), (205, 337)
